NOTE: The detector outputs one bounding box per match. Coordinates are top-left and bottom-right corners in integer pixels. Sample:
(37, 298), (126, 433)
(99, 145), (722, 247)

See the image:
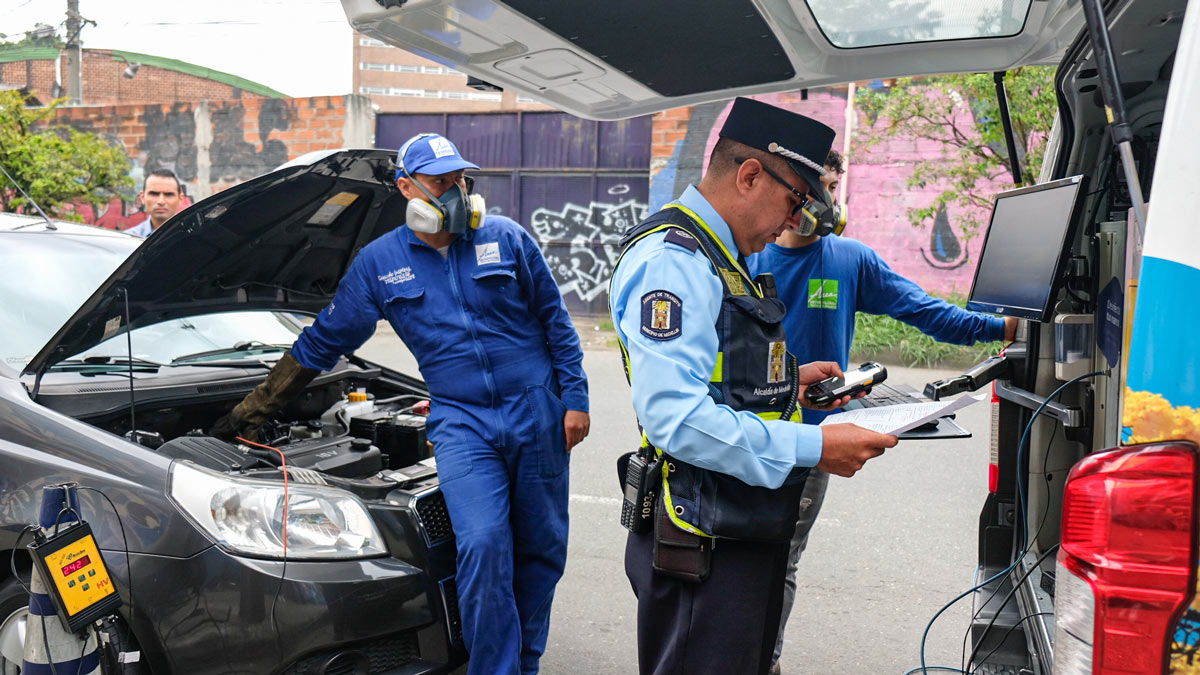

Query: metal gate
(376, 112), (652, 316)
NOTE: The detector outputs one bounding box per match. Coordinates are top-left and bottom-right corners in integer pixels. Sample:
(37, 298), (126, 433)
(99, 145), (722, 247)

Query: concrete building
(352, 31), (552, 113)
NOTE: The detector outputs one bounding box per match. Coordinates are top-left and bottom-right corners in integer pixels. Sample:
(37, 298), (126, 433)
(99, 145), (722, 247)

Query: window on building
(360, 62), (390, 71)
(359, 37), (390, 47)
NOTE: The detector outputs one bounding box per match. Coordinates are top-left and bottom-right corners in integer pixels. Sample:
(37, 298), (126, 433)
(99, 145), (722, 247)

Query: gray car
(0, 149), (465, 674)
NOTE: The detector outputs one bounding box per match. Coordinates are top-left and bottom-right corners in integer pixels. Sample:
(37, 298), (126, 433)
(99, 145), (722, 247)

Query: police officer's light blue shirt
(609, 185), (823, 490)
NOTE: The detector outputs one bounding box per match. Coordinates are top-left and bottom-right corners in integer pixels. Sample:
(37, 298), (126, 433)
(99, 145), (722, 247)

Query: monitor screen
(967, 175), (1084, 322)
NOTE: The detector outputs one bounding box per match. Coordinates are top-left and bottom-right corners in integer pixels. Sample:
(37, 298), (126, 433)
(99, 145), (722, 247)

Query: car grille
(439, 576), (464, 647)
(414, 491), (453, 545)
(282, 632), (419, 675)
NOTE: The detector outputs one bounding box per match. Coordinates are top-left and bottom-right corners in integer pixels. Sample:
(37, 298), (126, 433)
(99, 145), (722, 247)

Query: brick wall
(44, 95), (374, 229)
(0, 48), (273, 105)
(648, 89), (1010, 297)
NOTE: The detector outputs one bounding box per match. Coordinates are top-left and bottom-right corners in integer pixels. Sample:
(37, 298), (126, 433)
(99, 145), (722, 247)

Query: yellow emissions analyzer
(29, 521), (121, 633)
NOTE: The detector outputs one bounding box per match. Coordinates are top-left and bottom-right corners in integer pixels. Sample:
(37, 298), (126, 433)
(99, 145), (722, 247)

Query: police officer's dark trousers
(625, 529), (789, 674)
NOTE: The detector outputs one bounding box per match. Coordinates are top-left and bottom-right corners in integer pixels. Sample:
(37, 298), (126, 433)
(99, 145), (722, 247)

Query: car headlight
(169, 461), (387, 560)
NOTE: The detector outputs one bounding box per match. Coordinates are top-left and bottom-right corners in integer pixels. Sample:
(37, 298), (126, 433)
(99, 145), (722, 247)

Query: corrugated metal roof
(0, 46), (288, 98)
(0, 46), (60, 63)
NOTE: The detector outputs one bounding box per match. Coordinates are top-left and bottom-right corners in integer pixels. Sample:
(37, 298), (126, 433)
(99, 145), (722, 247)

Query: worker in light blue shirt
(750, 149), (1017, 674)
(610, 97), (897, 675)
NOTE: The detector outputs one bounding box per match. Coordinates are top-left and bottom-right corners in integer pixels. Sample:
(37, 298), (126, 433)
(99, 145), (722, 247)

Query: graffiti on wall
(530, 197), (649, 302)
(920, 205), (969, 269)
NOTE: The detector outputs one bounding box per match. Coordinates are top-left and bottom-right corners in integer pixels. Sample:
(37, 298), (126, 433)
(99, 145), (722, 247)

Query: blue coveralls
(291, 215), (588, 675)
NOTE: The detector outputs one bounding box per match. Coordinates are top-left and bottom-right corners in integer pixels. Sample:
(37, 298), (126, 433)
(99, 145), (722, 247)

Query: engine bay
(34, 355), (436, 494)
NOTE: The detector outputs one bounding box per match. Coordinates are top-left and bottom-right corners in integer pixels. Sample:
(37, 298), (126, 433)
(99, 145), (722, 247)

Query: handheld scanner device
(805, 361), (888, 407)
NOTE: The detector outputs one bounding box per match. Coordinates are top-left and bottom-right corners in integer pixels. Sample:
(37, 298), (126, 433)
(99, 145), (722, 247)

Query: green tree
(0, 89), (132, 217)
(855, 67), (1058, 248)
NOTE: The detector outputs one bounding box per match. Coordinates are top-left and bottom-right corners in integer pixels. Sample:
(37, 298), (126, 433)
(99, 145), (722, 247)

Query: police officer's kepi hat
(718, 97), (836, 208)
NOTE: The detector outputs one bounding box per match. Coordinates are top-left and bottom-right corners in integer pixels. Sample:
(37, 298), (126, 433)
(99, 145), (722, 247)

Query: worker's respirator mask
(796, 193), (846, 238)
(405, 181), (486, 235)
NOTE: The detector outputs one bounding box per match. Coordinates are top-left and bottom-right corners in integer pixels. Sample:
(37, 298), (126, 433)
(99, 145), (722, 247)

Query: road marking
(570, 493), (621, 506)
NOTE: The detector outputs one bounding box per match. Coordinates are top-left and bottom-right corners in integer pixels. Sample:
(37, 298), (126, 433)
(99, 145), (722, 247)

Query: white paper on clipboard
(819, 393), (986, 436)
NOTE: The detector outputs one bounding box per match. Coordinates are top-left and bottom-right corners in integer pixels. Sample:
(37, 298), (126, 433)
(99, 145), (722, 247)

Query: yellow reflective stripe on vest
(657, 407), (800, 538)
(711, 352), (724, 383)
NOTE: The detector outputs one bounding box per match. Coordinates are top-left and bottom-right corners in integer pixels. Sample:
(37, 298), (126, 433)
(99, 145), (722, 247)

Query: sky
(1, 0), (353, 98)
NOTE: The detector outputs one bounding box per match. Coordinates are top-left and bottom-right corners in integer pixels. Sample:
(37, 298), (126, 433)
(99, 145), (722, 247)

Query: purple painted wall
(652, 90), (1013, 298)
(377, 112), (652, 315)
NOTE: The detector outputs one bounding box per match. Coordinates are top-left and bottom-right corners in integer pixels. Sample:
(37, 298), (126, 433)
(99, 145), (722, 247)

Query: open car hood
(25, 149), (405, 376)
(340, 0), (1086, 121)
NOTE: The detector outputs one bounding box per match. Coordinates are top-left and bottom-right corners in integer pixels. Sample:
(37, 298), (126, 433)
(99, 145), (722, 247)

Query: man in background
(124, 169), (183, 236)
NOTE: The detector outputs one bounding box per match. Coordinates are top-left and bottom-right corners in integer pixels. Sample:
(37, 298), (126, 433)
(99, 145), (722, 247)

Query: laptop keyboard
(853, 382), (926, 408)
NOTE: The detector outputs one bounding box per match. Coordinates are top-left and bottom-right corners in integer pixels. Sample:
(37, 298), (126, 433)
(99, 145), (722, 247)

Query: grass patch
(849, 294), (1005, 369)
(596, 318), (614, 332)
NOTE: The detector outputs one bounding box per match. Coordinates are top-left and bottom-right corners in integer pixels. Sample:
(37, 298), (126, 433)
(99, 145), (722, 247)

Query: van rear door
(339, 0), (1086, 120)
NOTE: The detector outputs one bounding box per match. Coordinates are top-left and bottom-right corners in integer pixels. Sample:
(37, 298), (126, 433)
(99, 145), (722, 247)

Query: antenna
(0, 164), (58, 230)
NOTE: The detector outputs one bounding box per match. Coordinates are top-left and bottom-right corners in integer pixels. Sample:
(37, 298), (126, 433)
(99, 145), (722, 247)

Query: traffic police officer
(213, 133), (590, 675)
(609, 98), (897, 674)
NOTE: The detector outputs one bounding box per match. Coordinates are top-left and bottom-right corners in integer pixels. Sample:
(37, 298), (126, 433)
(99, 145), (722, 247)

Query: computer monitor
(967, 175), (1085, 322)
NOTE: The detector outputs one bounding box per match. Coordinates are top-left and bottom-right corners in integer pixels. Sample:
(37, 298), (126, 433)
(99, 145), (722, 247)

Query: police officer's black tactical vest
(613, 204), (810, 543)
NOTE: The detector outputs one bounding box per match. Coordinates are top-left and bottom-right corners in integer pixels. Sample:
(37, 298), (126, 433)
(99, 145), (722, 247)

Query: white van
(340, 1), (1200, 672)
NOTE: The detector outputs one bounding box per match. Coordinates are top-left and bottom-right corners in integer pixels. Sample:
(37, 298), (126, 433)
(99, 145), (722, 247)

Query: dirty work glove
(210, 352), (318, 442)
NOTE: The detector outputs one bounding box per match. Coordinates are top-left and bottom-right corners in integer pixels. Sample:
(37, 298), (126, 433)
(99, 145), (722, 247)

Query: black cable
(964, 544), (1060, 670)
(958, 423), (1060, 672)
(9, 525), (38, 596)
(77, 486), (134, 624)
(970, 612), (1054, 674)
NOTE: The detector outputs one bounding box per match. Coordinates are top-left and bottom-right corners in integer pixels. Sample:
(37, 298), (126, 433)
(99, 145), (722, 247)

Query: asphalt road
(356, 325), (991, 675)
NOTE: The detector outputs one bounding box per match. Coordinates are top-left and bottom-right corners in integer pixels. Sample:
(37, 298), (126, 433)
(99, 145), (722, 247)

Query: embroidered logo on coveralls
(379, 267), (415, 285)
(476, 242), (501, 265)
(641, 291), (682, 341)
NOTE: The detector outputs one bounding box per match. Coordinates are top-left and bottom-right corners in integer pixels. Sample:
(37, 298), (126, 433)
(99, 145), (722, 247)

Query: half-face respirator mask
(396, 133), (486, 234)
(405, 181), (486, 234)
(796, 192), (846, 238)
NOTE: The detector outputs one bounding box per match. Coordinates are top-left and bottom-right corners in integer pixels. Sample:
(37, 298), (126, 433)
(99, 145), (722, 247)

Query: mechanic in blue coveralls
(750, 148), (1018, 674)
(610, 97), (898, 675)
(212, 133), (590, 675)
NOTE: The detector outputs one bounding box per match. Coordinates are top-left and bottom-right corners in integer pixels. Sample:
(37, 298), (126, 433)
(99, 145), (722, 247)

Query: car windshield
(0, 230), (302, 371)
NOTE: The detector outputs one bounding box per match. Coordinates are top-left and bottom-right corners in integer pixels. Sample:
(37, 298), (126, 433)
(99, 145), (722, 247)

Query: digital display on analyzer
(967, 175), (1084, 322)
(61, 555), (91, 577)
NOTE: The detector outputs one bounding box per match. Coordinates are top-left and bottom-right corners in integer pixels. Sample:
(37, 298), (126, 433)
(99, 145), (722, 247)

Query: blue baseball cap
(395, 133), (479, 179)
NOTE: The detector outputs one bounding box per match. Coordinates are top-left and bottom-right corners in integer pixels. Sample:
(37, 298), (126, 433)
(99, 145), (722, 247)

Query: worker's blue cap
(718, 97), (835, 207)
(395, 133), (479, 180)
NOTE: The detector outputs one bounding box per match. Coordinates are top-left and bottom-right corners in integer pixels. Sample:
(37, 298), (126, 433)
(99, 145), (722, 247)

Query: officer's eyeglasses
(734, 157), (809, 216)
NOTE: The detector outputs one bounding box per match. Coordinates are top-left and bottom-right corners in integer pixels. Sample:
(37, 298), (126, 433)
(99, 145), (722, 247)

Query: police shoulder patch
(641, 290), (683, 341)
(663, 227), (700, 253)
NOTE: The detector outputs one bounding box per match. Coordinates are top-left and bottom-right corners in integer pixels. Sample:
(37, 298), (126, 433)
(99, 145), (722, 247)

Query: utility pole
(65, 0), (82, 104)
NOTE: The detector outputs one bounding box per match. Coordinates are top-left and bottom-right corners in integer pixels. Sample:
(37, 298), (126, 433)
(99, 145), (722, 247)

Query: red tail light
(1055, 442), (1199, 674)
